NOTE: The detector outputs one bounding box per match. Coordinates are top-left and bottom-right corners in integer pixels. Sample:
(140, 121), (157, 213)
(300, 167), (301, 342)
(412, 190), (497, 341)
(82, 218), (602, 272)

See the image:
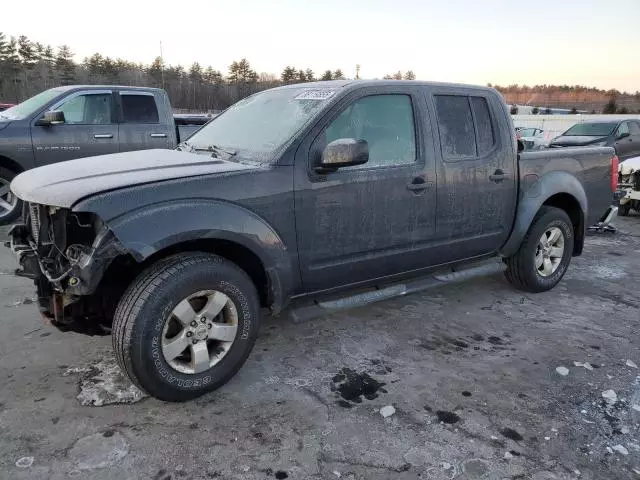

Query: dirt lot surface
(1, 216), (640, 480)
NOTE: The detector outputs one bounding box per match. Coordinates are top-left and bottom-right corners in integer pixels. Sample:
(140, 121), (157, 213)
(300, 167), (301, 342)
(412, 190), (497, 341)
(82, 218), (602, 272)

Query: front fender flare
(500, 171), (587, 257)
(104, 199), (295, 312)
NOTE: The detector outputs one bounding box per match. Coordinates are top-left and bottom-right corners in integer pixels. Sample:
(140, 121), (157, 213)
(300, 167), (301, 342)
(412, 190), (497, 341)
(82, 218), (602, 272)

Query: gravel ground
(1, 216), (640, 480)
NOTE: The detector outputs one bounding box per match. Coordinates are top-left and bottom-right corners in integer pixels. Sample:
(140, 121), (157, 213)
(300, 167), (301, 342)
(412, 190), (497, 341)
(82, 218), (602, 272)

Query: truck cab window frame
(313, 93), (419, 172)
(49, 91), (114, 126)
(434, 94), (497, 161)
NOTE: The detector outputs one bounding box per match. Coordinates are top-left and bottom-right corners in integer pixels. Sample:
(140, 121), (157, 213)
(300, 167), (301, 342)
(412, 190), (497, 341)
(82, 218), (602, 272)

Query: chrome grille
(29, 203), (41, 244)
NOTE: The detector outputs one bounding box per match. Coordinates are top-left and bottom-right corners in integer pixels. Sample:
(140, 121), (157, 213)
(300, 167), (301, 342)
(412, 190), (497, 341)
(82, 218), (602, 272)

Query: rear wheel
(0, 167), (22, 225)
(112, 253), (261, 402)
(505, 206), (574, 293)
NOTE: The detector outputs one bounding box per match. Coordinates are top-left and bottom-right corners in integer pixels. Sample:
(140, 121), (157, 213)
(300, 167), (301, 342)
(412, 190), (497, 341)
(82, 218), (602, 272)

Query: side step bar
(287, 257), (505, 323)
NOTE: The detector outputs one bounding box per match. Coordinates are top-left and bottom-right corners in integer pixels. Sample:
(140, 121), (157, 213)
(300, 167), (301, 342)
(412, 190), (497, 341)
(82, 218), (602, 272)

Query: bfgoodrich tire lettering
(505, 206), (575, 293)
(112, 253), (260, 402)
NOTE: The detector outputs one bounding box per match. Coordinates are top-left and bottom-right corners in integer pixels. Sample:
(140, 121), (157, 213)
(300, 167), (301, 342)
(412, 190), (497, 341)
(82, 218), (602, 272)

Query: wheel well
(542, 193), (584, 255)
(0, 155), (25, 175)
(141, 239), (270, 307)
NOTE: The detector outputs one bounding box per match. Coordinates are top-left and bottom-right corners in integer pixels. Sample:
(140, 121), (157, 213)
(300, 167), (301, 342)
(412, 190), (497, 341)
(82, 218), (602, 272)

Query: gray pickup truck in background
(8, 80), (617, 401)
(0, 85), (209, 223)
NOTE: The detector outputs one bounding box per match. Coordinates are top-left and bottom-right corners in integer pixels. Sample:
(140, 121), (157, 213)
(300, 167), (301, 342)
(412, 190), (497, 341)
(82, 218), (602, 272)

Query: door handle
(150, 133), (167, 138)
(489, 170), (506, 182)
(94, 134), (113, 139)
(407, 177), (433, 193)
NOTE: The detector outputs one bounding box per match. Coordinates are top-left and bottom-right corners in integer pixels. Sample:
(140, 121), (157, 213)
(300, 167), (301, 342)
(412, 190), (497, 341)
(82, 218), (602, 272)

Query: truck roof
(52, 85), (165, 93)
(274, 79), (496, 93)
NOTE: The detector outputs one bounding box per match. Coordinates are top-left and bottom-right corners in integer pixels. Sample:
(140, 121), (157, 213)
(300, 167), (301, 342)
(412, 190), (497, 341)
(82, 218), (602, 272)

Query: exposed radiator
(29, 203), (41, 244)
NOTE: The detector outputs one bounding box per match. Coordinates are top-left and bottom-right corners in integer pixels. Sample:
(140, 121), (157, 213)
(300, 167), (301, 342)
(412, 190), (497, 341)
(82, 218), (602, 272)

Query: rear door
(116, 91), (172, 152)
(426, 88), (517, 263)
(627, 121), (640, 159)
(31, 89), (118, 166)
(614, 121), (634, 160)
(294, 86), (437, 291)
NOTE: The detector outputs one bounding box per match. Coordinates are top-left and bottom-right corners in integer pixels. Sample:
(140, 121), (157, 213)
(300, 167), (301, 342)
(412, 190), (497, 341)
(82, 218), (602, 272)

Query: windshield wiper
(177, 141), (237, 159)
(200, 144), (237, 159)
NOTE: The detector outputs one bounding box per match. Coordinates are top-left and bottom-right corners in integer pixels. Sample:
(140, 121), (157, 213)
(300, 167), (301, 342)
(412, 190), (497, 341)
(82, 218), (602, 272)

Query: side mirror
(36, 110), (65, 126)
(617, 131), (630, 140)
(517, 139), (525, 153)
(316, 138), (369, 173)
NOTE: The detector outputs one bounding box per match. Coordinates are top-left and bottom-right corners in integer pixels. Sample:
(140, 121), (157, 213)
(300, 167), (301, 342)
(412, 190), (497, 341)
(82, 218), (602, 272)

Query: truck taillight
(611, 155), (619, 192)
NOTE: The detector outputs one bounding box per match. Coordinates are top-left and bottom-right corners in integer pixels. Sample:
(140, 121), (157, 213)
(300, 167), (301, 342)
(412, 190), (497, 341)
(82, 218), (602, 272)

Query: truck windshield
(0, 88), (66, 121)
(563, 123), (617, 137)
(184, 87), (336, 162)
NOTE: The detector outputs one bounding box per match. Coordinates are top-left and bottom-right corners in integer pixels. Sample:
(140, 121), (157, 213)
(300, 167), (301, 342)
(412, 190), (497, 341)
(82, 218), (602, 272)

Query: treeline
(2, 32), (637, 113)
(0, 32), (355, 111)
(493, 83), (640, 113)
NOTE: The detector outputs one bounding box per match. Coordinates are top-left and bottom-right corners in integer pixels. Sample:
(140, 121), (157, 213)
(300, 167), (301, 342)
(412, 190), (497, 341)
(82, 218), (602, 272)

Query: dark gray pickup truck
(7, 80), (617, 401)
(0, 85), (208, 223)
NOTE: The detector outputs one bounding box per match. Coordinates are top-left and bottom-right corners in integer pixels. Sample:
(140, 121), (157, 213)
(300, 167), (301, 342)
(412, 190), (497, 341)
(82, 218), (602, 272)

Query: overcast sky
(4, 0), (639, 91)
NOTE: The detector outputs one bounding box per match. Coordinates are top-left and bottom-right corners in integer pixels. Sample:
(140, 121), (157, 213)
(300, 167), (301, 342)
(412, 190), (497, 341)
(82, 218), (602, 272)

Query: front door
(426, 89), (517, 263)
(294, 87), (437, 292)
(31, 90), (118, 166)
(117, 91), (172, 152)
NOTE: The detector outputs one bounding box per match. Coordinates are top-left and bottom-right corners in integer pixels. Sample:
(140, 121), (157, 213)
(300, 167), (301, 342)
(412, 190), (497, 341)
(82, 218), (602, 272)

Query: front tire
(113, 253), (261, 402)
(619, 203), (631, 216)
(505, 206), (574, 293)
(0, 167), (22, 225)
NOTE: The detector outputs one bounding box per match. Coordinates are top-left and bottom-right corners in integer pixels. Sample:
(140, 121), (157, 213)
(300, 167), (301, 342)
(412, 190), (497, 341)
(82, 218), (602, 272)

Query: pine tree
(305, 68), (314, 82)
(17, 35), (37, 68)
(281, 66), (296, 83)
(297, 69), (307, 82)
(321, 70), (333, 81)
(403, 70), (416, 80)
(147, 56), (164, 87)
(333, 69), (345, 80)
(392, 71), (403, 80)
(56, 45), (76, 85)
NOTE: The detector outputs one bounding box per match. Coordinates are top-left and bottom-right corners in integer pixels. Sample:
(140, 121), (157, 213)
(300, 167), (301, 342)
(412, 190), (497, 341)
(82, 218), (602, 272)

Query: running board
(287, 257), (505, 323)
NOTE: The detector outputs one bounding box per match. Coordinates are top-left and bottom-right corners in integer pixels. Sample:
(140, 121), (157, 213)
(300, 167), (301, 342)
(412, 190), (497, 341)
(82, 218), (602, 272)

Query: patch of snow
(573, 361), (594, 371)
(628, 360), (639, 369)
(15, 457), (34, 468)
(602, 390), (618, 405)
(504, 451), (513, 459)
(556, 366), (569, 376)
(71, 357), (147, 406)
(68, 432), (129, 470)
(380, 405), (396, 418)
(612, 445), (629, 455)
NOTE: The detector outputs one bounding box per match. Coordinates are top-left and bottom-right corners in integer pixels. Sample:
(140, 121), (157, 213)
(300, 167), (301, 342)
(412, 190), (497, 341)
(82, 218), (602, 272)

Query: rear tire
(0, 167), (22, 225)
(505, 206), (574, 293)
(112, 252), (261, 402)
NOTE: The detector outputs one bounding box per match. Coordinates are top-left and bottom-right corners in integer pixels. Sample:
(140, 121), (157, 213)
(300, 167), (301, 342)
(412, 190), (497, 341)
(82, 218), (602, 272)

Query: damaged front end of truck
(8, 203), (131, 334)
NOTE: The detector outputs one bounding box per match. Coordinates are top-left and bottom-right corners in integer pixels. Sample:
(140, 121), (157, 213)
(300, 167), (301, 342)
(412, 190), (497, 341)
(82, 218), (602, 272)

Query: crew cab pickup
(7, 80), (617, 401)
(0, 85), (209, 224)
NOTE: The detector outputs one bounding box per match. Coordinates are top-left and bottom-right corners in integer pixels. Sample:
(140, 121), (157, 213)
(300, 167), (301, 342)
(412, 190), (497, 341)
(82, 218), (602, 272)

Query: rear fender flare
(500, 171), (587, 257)
(104, 199), (295, 311)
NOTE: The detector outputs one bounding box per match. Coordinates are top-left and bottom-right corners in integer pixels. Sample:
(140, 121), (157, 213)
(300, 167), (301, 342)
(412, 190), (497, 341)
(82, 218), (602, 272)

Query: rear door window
(434, 95), (476, 158)
(628, 121), (640, 135)
(470, 97), (495, 155)
(120, 94), (159, 123)
(434, 94), (496, 160)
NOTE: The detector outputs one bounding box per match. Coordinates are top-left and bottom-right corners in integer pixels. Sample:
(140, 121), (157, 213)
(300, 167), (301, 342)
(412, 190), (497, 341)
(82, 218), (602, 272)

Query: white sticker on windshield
(293, 89), (336, 101)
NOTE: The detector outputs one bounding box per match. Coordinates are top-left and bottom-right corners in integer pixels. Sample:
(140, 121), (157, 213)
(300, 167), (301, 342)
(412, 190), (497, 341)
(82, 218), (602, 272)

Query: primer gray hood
(11, 149), (256, 208)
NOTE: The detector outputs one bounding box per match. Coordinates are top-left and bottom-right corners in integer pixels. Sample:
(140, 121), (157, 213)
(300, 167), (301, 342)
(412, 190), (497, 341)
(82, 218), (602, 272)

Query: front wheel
(505, 206), (574, 293)
(0, 167), (22, 225)
(619, 203), (631, 216)
(112, 253), (261, 402)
